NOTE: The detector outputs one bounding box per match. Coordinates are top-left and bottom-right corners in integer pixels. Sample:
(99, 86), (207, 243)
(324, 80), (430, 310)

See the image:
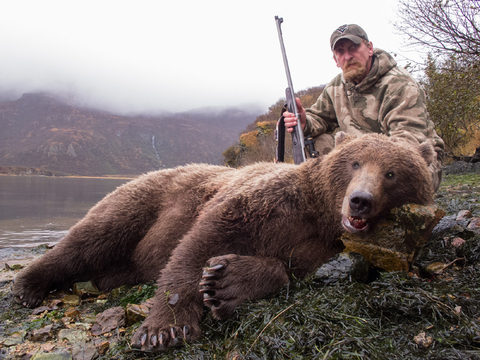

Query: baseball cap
(330, 24), (369, 51)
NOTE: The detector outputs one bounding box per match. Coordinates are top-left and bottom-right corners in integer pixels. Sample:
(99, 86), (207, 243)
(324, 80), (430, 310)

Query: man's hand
(283, 98), (307, 133)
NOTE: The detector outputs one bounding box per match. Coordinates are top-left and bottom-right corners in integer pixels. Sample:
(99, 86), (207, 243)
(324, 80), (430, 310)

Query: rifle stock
(275, 16), (306, 164)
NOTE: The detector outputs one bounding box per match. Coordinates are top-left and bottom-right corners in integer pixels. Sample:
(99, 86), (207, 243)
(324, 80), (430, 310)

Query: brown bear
(12, 132), (435, 352)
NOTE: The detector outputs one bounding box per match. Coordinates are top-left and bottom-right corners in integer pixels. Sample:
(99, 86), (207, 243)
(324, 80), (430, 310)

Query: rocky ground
(1, 167), (480, 360)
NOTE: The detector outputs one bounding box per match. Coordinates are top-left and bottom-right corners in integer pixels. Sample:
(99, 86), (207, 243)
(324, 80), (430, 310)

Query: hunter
(283, 24), (445, 191)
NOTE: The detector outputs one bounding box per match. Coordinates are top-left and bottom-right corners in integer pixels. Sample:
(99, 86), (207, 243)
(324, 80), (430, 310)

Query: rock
(41, 343), (56, 352)
(125, 303), (150, 326)
(32, 306), (56, 315)
(456, 210), (472, 221)
(314, 252), (371, 284)
(1, 330), (26, 347)
(31, 350), (72, 360)
(72, 282), (101, 299)
(32, 325), (55, 342)
(63, 295), (80, 306)
(451, 237), (466, 247)
(431, 214), (473, 240)
(58, 329), (89, 343)
(443, 161), (480, 175)
(95, 341), (109, 355)
(64, 307), (81, 321)
(90, 307), (125, 336)
(71, 341), (97, 360)
(426, 262), (446, 275)
(467, 217), (480, 230)
(414, 332), (433, 348)
(341, 204), (445, 272)
(82, 315), (97, 325)
(4, 263), (23, 270)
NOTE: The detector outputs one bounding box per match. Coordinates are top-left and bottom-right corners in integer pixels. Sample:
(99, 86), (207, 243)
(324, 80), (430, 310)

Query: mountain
(0, 93), (261, 176)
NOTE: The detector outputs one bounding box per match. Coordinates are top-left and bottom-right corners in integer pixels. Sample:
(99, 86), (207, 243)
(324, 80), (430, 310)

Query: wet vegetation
(1, 172), (480, 359)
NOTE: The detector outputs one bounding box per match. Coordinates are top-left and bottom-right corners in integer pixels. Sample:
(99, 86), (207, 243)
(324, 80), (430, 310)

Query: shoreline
(0, 173), (138, 180)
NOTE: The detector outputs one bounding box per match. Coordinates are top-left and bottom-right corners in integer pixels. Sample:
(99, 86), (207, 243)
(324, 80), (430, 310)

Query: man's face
(333, 39), (374, 83)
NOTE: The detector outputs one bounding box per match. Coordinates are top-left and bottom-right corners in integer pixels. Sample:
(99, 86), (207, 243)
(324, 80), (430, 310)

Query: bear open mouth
(342, 215), (369, 233)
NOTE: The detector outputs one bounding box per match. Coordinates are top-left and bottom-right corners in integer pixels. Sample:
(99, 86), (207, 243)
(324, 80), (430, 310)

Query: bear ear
(417, 141), (435, 166)
(335, 131), (356, 147)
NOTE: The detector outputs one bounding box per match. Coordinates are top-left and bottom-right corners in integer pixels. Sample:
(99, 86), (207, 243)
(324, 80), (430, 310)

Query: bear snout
(341, 190), (376, 233)
(349, 191), (373, 216)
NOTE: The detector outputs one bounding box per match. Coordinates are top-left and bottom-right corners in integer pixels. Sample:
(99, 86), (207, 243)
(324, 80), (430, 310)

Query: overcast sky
(0, 0), (423, 114)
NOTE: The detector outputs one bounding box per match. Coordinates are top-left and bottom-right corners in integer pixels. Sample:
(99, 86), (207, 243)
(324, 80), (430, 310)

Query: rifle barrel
(274, 16), (306, 164)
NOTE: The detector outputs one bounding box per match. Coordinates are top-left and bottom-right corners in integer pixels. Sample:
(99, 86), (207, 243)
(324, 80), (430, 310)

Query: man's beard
(343, 59), (367, 83)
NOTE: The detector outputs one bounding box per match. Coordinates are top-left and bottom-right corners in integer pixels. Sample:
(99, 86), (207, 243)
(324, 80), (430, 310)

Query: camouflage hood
(343, 49), (397, 92)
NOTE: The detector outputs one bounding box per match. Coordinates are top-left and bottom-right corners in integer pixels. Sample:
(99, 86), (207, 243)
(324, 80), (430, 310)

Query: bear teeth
(349, 217), (367, 230)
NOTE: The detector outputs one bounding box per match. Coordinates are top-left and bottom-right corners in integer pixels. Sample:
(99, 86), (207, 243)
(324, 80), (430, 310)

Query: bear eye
(352, 161), (360, 170)
(385, 171), (395, 179)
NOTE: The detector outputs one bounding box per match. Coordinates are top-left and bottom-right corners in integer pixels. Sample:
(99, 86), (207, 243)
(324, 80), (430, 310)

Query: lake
(0, 176), (131, 252)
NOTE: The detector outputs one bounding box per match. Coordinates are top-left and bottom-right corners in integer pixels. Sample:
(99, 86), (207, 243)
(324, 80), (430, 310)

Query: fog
(0, 0), (421, 114)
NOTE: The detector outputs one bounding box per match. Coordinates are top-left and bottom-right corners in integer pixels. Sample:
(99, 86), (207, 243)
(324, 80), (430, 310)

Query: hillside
(223, 86), (325, 167)
(0, 93), (260, 176)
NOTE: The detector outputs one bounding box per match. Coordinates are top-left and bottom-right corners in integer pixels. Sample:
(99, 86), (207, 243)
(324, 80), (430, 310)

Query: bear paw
(200, 255), (245, 320)
(11, 275), (49, 308)
(131, 323), (194, 352)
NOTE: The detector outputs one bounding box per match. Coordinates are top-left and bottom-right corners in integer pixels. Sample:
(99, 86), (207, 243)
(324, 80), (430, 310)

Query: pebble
(467, 217), (480, 230)
(32, 325), (55, 342)
(58, 329), (89, 343)
(456, 210), (472, 221)
(31, 350), (73, 360)
(1, 331), (26, 347)
(314, 252), (370, 284)
(414, 332), (433, 348)
(426, 262), (446, 274)
(451, 237), (466, 247)
(63, 295), (80, 306)
(95, 341), (110, 355)
(90, 306), (125, 336)
(73, 281), (101, 299)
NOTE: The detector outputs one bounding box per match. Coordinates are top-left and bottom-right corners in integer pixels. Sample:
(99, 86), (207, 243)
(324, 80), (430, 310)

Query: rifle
(274, 16), (307, 165)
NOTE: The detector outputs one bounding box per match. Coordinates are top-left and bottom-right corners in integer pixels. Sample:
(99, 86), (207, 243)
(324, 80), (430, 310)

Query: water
(0, 176), (131, 250)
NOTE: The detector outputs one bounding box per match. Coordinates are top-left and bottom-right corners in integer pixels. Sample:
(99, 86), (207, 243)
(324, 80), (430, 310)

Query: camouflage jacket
(304, 48), (445, 191)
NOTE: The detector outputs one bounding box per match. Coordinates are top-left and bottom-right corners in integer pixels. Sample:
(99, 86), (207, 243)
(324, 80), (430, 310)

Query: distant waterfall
(152, 135), (161, 163)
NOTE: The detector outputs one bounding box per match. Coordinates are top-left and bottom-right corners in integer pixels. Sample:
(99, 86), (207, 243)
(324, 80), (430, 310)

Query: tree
(395, 0), (480, 61)
(395, 0), (480, 155)
(423, 54), (480, 154)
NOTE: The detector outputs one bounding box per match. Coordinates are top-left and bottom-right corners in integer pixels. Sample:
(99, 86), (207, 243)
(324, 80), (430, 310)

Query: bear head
(324, 132), (435, 234)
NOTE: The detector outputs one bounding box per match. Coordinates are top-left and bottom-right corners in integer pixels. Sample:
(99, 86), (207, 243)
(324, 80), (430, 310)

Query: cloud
(0, 0), (417, 113)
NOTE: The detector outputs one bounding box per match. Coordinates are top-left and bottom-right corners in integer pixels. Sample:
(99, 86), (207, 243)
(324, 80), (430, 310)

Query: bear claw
(199, 288), (215, 296)
(201, 264), (225, 280)
(203, 297), (221, 308)
(140, 333), (147, 346)
(183, 325), (191, 341)
(132, 325), (192, 352)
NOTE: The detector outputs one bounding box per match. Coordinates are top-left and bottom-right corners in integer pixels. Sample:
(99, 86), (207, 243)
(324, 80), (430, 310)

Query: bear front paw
(200, 255), (244, 320)
(131, 323), (194, 352)
(11, 276), (49, 308)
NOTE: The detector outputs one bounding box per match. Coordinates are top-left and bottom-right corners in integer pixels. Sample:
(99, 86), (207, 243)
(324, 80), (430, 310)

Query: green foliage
(116, 284), (157, 307)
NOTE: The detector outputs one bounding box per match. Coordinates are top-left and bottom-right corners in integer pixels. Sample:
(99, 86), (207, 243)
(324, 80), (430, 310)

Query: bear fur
(12, 132), (435, 352)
